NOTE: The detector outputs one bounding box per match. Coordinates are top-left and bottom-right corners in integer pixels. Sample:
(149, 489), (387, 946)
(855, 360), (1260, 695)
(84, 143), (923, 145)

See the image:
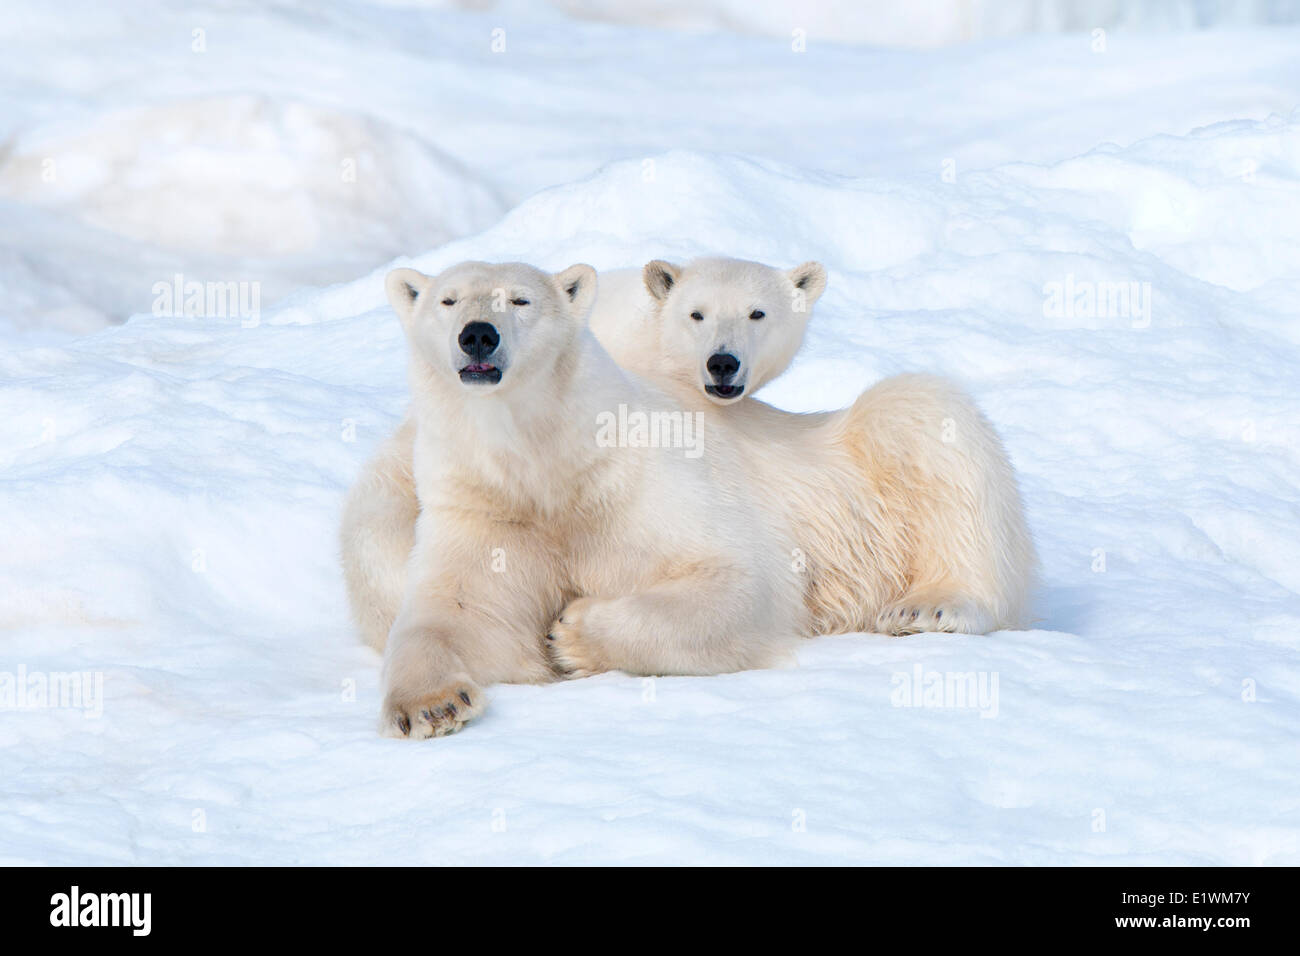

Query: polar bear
(340, 258), (825, 652)
(374, 261), (806, 737)
(627, 258), (1037, 635)
(585, 257), (826, 404)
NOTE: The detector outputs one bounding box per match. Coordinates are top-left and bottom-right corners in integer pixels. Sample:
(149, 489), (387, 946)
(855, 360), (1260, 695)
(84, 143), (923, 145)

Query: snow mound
(3, 123), (1299, 863)
(0, 95), (504, 331)
(1, 95), (502, 261)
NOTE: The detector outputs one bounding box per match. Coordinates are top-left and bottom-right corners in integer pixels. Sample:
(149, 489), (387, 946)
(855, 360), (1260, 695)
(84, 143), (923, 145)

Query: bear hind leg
(875, 586), (996, 636)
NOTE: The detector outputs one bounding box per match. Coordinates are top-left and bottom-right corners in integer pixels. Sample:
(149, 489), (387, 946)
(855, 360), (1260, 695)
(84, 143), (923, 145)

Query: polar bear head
(386, 261), (597, 396)
(642, 257), (827, 405)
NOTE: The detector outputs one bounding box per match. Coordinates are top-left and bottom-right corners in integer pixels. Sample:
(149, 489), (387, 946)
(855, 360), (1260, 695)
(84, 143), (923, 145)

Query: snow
(2, 2), (1299, 864)
(546, 0), (1300, 47)
(5, 0), (1300, 337)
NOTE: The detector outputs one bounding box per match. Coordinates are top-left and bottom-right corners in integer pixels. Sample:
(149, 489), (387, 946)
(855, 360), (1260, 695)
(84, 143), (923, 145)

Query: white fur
(340, 256), (1038, 699)
(632, 257), (1037, 635)
(588, 257), (823, 406)
(368, 261), (806, 738)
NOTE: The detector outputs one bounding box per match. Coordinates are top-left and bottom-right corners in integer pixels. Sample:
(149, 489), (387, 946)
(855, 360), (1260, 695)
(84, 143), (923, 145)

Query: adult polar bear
(341, 258), (831, 653)
(376, 261), (806, 737)
(589, 258), (1036, 635)
(342, 256), (1036, 653)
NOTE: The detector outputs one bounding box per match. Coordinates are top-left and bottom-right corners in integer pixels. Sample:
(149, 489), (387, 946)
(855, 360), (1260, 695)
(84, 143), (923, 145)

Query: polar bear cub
(376, 261), (806, 738)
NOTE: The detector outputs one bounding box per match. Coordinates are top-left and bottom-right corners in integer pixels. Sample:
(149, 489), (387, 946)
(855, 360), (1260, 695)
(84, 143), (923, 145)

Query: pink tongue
(465, 364), (493, 372)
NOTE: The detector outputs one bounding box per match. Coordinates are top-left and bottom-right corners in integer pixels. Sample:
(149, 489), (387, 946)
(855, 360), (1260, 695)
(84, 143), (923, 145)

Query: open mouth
(704, 383), (745, 399)
(459, 363), (502, 385)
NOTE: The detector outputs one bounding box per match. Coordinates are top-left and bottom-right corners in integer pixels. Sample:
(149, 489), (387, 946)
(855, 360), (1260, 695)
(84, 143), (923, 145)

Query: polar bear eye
(690, 311), (704, 322)
(749, 310), (765, 320)
(510, 298), (529, 307)
(441, 298), (456, 306)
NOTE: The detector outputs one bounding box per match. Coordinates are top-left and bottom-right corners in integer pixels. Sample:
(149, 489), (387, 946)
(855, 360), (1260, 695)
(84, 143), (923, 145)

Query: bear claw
(382, 680), (486, 740)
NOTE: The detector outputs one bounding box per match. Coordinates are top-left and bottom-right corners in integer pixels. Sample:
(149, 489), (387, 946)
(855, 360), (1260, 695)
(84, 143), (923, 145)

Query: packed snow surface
(1, 3), (1298, 864)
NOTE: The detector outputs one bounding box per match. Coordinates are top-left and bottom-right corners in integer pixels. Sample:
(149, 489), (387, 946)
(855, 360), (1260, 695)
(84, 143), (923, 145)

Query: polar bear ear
(643, 260), (681, 302)
(386, 268), (431, 329)
(786, 262), (827, 305)
(554, 264), (597, 317)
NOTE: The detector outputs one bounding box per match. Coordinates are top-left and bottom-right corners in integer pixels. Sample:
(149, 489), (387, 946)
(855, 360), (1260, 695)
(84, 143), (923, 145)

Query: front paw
(545, 598), (611, 679)
(381, 678), (485, 739)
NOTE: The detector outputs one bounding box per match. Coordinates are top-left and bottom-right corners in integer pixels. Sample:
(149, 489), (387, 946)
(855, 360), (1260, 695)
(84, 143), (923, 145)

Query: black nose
(706, 352), (740, 382)
(458, 321), (500, 360)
